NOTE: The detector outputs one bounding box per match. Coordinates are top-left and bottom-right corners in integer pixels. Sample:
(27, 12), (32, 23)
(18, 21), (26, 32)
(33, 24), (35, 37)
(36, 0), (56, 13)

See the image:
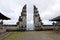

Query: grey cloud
(0, 0), (60, 25)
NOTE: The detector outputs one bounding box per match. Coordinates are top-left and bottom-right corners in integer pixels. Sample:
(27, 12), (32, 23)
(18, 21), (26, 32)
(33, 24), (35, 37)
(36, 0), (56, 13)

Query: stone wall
(43, 25), (54, 29)
(1, 25), (60, 31)
(3, 25), (17, 31)
(0, 25), (6, 34)
(43, 25), (60, 31)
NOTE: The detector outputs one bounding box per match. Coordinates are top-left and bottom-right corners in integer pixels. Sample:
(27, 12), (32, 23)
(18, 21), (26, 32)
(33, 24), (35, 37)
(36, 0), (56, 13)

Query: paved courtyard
(3, 31), (60, 40)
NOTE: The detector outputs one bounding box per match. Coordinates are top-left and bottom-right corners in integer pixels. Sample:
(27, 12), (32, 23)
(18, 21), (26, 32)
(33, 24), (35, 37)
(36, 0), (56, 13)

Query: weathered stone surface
(17, 5), (43, 31)
(17, 5), (27, 31)
(34, 5), (43, 30)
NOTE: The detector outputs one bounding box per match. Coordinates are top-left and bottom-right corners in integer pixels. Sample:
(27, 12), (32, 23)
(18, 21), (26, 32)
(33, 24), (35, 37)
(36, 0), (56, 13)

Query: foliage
(56, 21), (60, 25)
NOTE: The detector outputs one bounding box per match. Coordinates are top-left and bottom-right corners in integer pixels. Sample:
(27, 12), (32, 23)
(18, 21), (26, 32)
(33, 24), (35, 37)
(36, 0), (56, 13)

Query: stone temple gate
(17, 5), (43, 31)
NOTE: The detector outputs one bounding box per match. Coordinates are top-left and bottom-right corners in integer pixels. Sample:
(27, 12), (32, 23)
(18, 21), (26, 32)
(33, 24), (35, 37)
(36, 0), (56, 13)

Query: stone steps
(0, 29), (6, 34)
(0, 32), (10, 40)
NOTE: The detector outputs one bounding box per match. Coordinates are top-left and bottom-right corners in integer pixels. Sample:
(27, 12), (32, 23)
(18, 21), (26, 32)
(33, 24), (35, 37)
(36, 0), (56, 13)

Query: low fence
(43, 25), (60, 31)
(1, 25), (60, 31)
(43, 25), (54, 30)
(3, 25), (18, 31)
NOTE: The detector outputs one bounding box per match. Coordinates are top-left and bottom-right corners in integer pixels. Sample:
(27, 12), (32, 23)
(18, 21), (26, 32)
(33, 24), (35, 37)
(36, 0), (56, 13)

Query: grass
(3, 32), (24, 40)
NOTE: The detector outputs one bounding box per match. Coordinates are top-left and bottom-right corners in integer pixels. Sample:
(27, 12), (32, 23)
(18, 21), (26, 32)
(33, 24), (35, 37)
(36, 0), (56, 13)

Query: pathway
(3, 31), (60, 40)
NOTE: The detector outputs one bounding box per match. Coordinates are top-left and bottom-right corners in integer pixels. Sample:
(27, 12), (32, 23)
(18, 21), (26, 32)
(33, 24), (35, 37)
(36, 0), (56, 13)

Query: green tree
(56, 21), (60, 25)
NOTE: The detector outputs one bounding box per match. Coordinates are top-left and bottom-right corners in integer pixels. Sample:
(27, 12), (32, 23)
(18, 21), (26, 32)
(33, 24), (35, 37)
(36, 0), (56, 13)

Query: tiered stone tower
(18, 5), (26, 31)
(17, 5), (43, 31)
(34, 5), (43, 31)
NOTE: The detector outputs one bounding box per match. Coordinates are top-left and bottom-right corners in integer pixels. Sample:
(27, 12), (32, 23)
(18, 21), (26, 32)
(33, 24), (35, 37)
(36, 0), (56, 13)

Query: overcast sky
(0, 0), (60, 26)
